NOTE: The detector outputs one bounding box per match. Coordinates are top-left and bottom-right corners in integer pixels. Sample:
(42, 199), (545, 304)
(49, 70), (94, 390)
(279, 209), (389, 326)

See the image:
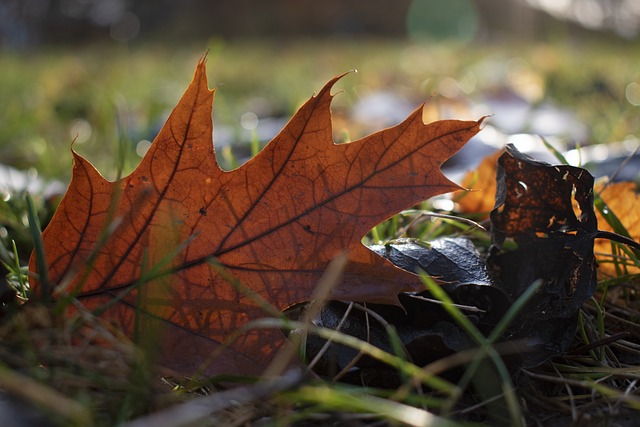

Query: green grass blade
(419, 272), (484, 345)
(541, 137), (570, 165)
(419, 272), (532, 426)
(227, 317), (458, 396)
(594, 196), (632, 239)
(25, 193), (51, 305)
(92, 233), (198, 317)
(282, 384), (472, 427)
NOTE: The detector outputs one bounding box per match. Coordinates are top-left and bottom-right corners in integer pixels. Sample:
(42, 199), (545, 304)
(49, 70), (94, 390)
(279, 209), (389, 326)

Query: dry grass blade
(0, 364), (91, 425)
(123, 369), (301, 427)
(279, 384), (467, 427)
(265, 252), (349, 378)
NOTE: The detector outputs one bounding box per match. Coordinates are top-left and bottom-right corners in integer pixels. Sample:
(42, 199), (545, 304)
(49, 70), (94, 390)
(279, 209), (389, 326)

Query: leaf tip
(314, 70), (356, 100)
(70, 139), (86, 165)
(199, 49), (210, 65)
(193, 51), (212, 94)
(477, 115), (491, 128)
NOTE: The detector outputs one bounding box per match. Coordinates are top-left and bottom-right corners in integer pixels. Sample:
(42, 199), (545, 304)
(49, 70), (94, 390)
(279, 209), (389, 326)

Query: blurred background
(4, 0), (640, 46)
(1, 0), (639, 186)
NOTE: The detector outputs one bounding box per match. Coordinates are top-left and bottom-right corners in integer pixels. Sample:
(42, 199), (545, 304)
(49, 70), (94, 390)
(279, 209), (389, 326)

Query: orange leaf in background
(457, 148), (503, 216)
(29, 58), (483, 376)
(594, 181), (640, 277)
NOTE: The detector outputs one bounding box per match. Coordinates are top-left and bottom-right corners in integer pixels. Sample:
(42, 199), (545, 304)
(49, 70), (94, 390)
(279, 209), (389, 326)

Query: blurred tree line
(0, 0), (638, 49)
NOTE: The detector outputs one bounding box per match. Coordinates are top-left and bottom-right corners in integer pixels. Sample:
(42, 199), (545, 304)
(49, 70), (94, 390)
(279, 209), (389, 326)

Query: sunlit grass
(2, 38), (640, 180)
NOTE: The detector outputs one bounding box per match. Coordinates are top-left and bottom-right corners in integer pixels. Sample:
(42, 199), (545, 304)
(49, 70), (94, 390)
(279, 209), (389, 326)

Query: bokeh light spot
(625, 82), (640, 106)
(506, 58), (544, 102)
(240, 112), (259, 130)
(69, 119), (93, 144)
(406, 0), (479, 42)
(111, 11), (140, 42)
(136, 140), (152, 157)
(438, 77), (461, 98)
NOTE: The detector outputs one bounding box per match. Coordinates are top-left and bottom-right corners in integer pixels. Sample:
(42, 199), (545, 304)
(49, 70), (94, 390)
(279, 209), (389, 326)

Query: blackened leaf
(306, 301), (474, 387)
(371, 237), (510, 326)
(491, 144), (597, 246)
(490, 144), (598, 367)
(304, 238), (508, 386)
(371, 237), (493, 288)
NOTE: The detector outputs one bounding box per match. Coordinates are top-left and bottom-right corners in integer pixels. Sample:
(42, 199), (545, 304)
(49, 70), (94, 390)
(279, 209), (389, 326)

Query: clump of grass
(0, 301), (179, 426)
(0, 194), (179, 427)
(517, 290), (640, 424)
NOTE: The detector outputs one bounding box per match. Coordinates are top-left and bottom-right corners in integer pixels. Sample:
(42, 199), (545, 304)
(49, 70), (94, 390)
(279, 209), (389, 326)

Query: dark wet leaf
(371, 237), (492, 289)
(306, 300), (474, 387)
(371, 237), (510, 327)
(490, 144), (598, 367)
(304, 237), (507, 386)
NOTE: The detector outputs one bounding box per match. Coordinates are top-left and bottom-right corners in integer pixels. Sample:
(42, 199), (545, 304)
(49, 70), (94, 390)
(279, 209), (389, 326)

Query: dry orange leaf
(457, 148), (503, 216)
(595, 181), (640, 277)
(30, 58), (483, 375)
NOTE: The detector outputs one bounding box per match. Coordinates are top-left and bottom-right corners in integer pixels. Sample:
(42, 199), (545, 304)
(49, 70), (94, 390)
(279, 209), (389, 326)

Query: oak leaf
(594, 181), (640, 277)
(30, 58), (483, 375)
